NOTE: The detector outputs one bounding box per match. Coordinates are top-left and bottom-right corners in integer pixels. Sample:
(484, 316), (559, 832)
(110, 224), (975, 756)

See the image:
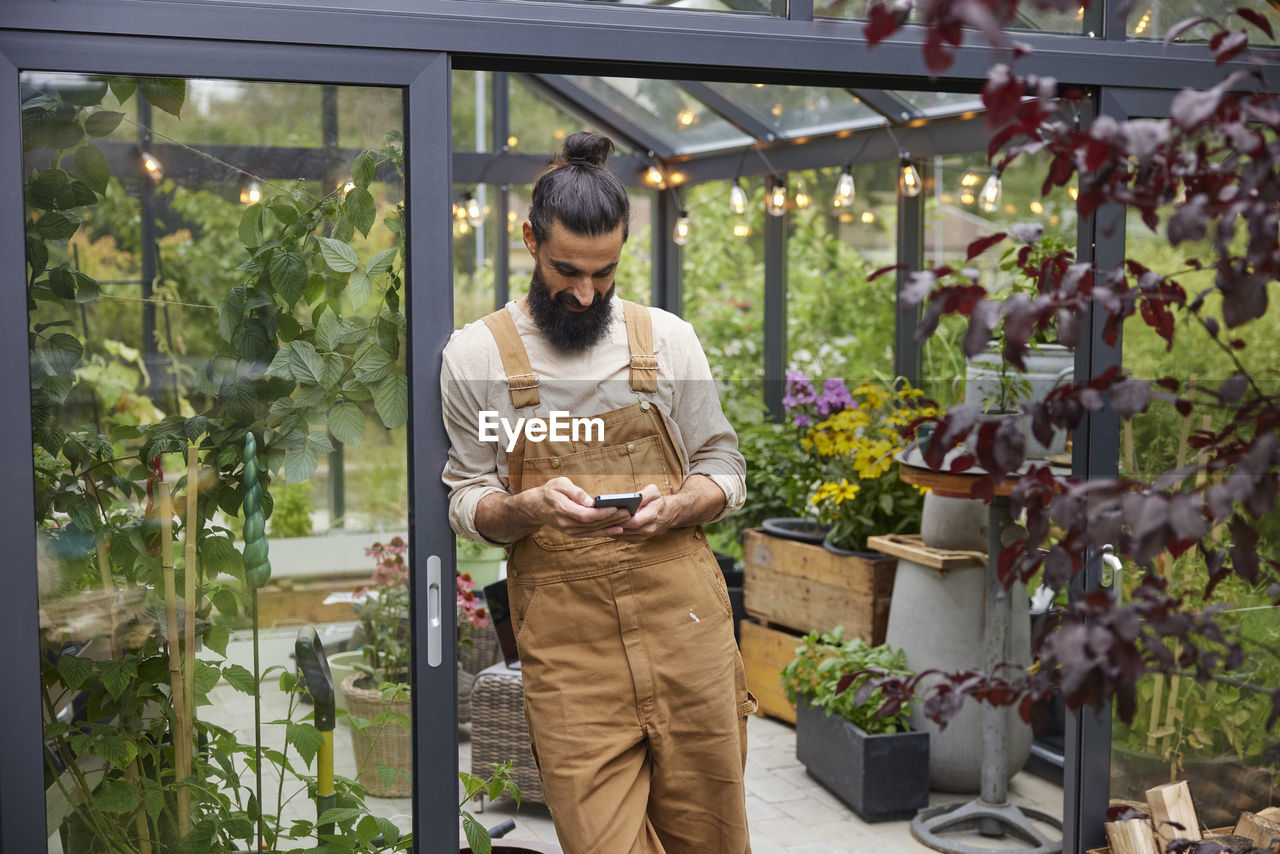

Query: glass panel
(704, 83), (883, 138)
(25, 72), (413, 852)
(1129, 0), (1279, 45)
(1112, 202), (1280, 823)
(895, 90), (985, 118)
(546, 0), (774, 14)
(815, 0), (1084, 33)
(567, 76), (753, 154)
(507, 76), (636, 157)
(922, 150), (1078, 409)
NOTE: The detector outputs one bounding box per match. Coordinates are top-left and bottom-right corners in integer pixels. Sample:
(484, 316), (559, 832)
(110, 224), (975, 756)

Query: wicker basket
(470, 664), (544, 805)
(342, 673), (412, 798)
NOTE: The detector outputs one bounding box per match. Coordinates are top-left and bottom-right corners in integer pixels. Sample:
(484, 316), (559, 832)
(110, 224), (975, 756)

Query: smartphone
(593, 491), (643, 516)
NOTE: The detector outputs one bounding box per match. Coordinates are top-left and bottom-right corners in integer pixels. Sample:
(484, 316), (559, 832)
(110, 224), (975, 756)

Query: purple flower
(784, 371), (817, 412)
(814, 378), (855, 418)
(793, 413), (812, 428)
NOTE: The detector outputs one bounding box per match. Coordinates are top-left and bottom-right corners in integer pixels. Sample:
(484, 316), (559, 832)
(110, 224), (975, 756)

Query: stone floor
(108, 625), (1063, 854)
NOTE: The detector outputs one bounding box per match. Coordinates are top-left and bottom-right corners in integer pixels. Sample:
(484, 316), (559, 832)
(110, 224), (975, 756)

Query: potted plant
(782, 373), (932, 554)
(456, 536), (505, 589)
(781, 627), (929, 822)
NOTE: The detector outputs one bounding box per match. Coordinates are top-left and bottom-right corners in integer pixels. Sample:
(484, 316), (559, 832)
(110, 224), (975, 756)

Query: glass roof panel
(894, 91), (984, 116)
(566, 76), (752, 153)
(813, 0), (1083, 33)
(704, 83), (883, 138)
(507, 75), (635, 156)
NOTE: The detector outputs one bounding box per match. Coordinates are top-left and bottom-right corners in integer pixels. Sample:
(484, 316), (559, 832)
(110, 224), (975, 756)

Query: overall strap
(621, 300), (658, 394)
(481, 308), (541, 409)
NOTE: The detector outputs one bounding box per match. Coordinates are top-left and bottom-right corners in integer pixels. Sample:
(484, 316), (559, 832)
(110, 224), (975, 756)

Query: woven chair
(469, 663), (544, 806)
(458, 623), (503, 724)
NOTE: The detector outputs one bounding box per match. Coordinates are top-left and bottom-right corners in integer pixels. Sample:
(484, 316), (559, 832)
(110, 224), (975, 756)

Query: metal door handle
(427, 554), (442, 667)
(1100, 545), (1122, 599)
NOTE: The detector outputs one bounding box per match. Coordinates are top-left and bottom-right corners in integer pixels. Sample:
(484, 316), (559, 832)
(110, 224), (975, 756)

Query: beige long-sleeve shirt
(441, 300), (745, 546)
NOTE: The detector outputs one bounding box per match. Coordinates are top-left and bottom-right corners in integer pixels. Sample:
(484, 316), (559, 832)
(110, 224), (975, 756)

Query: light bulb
(730, 180), (748, 216)
(767, 181), (787, 217)
(733, 223), (751, 238)
(1068, 186), (1080, 201)
(676, 108), (696, 127)
(860, 210), (876, 224)
(645, 166), (666, 188)
(960, 190), (976, 206)
(673, 214), (690, 246)
(832, 168), (855, 209)
(979, 171), (1002, 213)
(1029, 200), (1044, 215)
(794, 180), (811, 210)
(141, 152), (163, 183)
(465, 194), (483, 227)
(238, 180), (261, 205)
(900, 160), (921, 197)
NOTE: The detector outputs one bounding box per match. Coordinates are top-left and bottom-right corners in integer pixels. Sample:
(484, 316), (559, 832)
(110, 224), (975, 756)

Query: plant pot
(457, 545), (506, 589)
(965, 343), (1073, 459)
(795, 695), (929, 822)
(821, 534), (882, 559)
(341, 673), (412, 797)
(327, 649), (365, 713)
(920, 492), (988, 552)
(760, 517), (828, 545)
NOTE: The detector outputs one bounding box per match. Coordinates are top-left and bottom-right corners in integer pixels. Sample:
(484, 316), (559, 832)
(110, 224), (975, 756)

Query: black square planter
(795, 695), (930, 822)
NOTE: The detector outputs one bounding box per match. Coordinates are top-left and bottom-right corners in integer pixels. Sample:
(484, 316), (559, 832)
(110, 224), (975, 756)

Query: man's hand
(598, 475), (727, 543)
(474, 476), (628, 544)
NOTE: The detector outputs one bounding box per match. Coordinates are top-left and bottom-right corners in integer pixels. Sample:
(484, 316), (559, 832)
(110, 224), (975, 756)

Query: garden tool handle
(294, 627), (336, 731)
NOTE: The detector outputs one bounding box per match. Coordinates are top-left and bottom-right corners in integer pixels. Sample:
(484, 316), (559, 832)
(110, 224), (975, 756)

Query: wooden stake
(159, 484), (191, 837)
(1145, 674), (1164, 752)
(1124, 418), (1136, 473)
(1235, 811), (1280, 853)
(1105, 818), (1159, 854)
(1146, 780), (1201, 853)
(183, 447), (198, 781)
(1176, 376), (1197, 470)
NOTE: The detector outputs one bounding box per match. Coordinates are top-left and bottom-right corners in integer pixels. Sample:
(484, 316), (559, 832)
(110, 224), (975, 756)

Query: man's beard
(527, 262), (615, 352)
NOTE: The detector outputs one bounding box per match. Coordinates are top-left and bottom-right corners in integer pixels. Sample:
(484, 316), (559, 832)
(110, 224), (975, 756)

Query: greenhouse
(3, 0), (1279, 852)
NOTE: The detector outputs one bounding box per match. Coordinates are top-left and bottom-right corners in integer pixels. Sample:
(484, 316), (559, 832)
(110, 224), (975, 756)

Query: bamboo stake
(1124, 418), (1136, 474)
(1176, 376), (1197, 470)
(159, 484), (191, 837)
(183, 447), (198, 778)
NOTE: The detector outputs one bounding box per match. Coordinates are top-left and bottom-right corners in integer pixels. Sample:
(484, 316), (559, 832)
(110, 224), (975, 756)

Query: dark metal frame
(0, 30), (457, 854)
(5, 1), (1278, 851)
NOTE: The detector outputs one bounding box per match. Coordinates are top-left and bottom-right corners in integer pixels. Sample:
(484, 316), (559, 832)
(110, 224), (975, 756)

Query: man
(441, 131), (753, 853)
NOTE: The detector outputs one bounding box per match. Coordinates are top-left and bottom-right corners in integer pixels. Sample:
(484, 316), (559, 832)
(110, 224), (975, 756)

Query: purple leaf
(1162, 16), (1218, 45)
(1167, 493), (1208, 542)
(1236, 7), (1273, 39)
(902, 270), (937, 307)
(1218, 268), (1268, 328)
(1110, 378), (1152, 420)
(963, 300), (1000, 358)
(1218, 374), (1247, 402)
(1011, 221), (1044, 244)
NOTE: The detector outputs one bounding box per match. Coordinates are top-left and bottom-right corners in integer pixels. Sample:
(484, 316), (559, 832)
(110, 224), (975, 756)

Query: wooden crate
(743, 528), (897, 643)
(739, 619), (802, 724)
(1086, 828), (1232, 854)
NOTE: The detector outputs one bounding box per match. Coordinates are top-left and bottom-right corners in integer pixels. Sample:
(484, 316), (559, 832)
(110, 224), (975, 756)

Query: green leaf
(57, 77), (108, 106)
(286, 721), (324, 767)
(96, 778), (140, 814)
(239, 203), (266, 248)
(283, 442), (320, 484)
(141, 778), (165, 820)
(316, 236), (359, 273)
(269, 202), (300, 226)
(353, 342), (393, 384)
(372, 374), (409, 429)
(61, 179), (100, 208)
(317, 807), (364, 827)
(84, 110), (125, 137)
(220, 377), (257, 419)
(94, 734), (139, 770)
(48, 266), (77, 299)
(107, 76), (137, 105)
(221, 663), (257, 694)
(367, 247), (398, 276)
(28, 168), (69, 209)
(462, 813), (492, 854)
(278, 313), (302, 343)
(44, 332), (83, 374)
(355, 814), (380, 846)
(321, 353), (344, 391)
(315, 310), (340, 352)
(343, 187), (376, 238)
(203, 624), (231, 658)
(177, 820), (219, 854)
(213, 587), (242, 617)
(351, 150), (376, 188)
(266, 343), (295, 381)
(269, 250), (307, 307)
(36, 211), (79, 241)
(100, 657), (138, 700)
(74, 271), (100, 303)
(376, 764), (401, 787)
(72, 145), (110, 195)
(193, 660), (220, 704)
(328, 402), (365, 448)
(26, 233), (48, 276)
(374, 816), (401, 845)
(201, 535), (244, 577)
(290, 341), (325, 386)
(348, 270), (372, 308)
(139, 77), (186, 117)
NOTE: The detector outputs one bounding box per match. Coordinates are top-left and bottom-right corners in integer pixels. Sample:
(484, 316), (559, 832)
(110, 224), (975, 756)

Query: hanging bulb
(767, 180), (787, 217)
(464, 193), (483, 227)
(979, 170), (1003, 213)
(140, 151), (163, 183)
(645, 165), (666, 188)
(673, 212), (690, 246)
(239, 180), (261, 206)
(832, 167), (855, 209)
(794, 179), (811, 210)
(899, 158), (921, 197)
(730, 180), (748, 216)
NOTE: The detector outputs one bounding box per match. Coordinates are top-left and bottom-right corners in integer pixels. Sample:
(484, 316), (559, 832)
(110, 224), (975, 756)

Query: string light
(676, 108), (697, 127)
(733, 223), (752, 238)
(832, 166), (855, 209)
(673, 211), (690, 245)
(793, 179), (811, 210)
(860, 210), (876, 224)
(644, 165), (666, 188)
(961, 190), (976, 206)
(730, 179), (748, 216)
(979, 168), (1003, 213)
(1029, 200), (1044, 215)
(338, 179), (356, 198)
(507, 135), (519, 148)
(1068, 186), (1080, 201)
(766, 179), (787, 217)
(140, 151), (163, 183)
(900, 157), (922, 197)
(463, 192), (483, 227)
(1133, 8), (1152, 34)
(239, 180), (261, 205)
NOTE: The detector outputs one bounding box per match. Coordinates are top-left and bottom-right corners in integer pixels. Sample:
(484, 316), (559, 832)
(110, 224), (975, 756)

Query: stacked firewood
(1095, 781), (1280, 854)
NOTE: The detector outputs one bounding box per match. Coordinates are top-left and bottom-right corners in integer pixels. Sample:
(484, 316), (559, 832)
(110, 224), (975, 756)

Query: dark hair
(528, 131), (631, 244)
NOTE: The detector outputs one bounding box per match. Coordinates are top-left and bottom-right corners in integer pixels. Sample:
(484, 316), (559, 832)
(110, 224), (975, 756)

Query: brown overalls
(481, 300), (755, 854)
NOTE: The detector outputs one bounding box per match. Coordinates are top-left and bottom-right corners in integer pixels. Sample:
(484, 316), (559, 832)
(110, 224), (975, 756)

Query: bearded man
(441, 131), (753, 854)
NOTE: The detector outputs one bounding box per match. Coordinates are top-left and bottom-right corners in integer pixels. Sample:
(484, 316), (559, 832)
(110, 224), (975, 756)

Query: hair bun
(558, 131), (613, 168)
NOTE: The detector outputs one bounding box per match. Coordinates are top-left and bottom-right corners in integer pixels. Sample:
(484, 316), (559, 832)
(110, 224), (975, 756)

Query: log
(1105, 818), (1159, 854)
(1260, 808), (1280, 824)
(1234, 811), (1280, 853)
(1146, 781), (1201, 853)
(1195, 835), (1256, 853)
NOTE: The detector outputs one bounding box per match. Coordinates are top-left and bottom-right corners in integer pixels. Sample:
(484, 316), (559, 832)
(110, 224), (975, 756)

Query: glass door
(5, 38), (459, 853)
